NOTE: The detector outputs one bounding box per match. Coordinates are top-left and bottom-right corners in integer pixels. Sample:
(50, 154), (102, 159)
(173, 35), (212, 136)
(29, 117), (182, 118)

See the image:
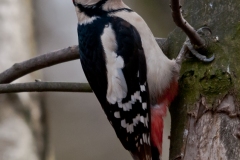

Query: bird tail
(130, 143), (152, 160)
(151, 146), (161, 160)
(131, 80), (178, 160)
(129, 105), (164, 160)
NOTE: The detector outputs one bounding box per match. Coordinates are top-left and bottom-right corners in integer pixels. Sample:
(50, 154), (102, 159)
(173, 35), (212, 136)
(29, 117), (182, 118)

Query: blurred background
(0, 0), (175, 160)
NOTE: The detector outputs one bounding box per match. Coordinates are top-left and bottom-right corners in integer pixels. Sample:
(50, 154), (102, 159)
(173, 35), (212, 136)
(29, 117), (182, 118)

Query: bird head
(72, 0), (102, 6)
(73, 0), (127, 24)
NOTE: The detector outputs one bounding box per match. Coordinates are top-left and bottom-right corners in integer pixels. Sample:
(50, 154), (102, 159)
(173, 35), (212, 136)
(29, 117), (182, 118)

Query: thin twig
(0, 45), (79, 84)
(0, 82), (92, 93)
(170, 0), (205, 47)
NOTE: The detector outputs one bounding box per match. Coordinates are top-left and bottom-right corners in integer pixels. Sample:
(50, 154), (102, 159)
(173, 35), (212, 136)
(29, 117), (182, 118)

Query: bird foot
(177, 27), (215, 64)
(184, 40), (215, 62)
(185, 27), (215, 63)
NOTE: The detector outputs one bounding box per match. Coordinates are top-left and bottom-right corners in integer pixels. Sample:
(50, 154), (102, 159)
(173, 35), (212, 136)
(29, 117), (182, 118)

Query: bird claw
(185, 40), (215, 62)
(185, 27), (215, 63)
(196, 27), (212, 36)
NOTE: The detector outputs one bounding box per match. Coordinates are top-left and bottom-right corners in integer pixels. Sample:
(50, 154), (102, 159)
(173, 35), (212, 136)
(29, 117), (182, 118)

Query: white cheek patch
(80, 16), (98, 25)
(76, 8), (99, 25)
(101, 25), (128, 104)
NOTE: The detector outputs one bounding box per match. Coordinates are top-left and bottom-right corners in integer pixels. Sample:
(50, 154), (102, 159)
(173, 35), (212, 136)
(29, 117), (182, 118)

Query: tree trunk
(0, 0), (51, 160)
(167, 0), (240, 159)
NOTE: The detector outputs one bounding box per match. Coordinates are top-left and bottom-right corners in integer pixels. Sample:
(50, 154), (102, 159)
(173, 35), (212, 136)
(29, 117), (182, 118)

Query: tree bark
(0, 0), (51, 160)
(167, 0), (240, 159)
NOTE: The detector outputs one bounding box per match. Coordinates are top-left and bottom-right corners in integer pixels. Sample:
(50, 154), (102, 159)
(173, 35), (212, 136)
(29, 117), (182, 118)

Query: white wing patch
(101, 24), (150, 147)
(101, 24), (128, 104)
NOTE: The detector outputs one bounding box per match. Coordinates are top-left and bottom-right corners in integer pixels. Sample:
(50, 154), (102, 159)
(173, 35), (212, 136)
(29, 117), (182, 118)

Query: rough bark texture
(0, 0), (50, 160)
(167, 0), (240, 159)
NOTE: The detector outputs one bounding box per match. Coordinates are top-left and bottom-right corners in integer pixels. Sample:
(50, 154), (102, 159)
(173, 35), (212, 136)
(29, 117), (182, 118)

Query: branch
(170, 0), (205, 47)
(0, 39), (166, 85)
(0, 82), (92, 93)
(0, 45), (79, 84)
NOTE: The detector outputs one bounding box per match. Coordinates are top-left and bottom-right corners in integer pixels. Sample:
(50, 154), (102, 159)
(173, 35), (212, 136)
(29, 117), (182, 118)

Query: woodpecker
(73, 0), (178, 159)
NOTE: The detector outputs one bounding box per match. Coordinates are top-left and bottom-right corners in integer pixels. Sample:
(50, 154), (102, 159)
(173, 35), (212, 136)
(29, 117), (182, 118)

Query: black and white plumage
(77, 8), (151, 159)
(73, 1), (178, 160)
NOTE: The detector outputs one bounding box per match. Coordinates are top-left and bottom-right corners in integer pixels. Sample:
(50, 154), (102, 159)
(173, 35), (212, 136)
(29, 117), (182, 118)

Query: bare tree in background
(0, 0), (50, 160)
(0, 0), (240, 160)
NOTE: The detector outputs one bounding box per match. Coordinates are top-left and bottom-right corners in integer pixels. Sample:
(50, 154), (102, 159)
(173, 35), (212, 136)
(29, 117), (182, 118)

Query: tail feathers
(151, 146), (161, 160)
(129, 106), (164, 160)
(131, 79), (178, 160)
(130, 110), (163, 160)
(130, 142), (161, 160)
(130, 143), (152, 160)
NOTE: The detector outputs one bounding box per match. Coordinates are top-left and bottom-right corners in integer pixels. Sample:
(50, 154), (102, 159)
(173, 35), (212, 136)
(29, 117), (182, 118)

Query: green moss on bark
(166, 0), (240, 159)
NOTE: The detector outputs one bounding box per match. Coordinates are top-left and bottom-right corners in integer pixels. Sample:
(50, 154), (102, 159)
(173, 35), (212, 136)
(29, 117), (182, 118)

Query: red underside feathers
(151, 79), (178, 154)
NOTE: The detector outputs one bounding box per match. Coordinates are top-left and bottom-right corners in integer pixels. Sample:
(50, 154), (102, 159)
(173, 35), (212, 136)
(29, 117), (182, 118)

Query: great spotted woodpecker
(73, 0), (178, 159)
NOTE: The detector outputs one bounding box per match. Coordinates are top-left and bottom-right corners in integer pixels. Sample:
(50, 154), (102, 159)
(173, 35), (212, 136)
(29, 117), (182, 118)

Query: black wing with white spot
(77, 15), (151, 160)
(105, 17), (152, 160)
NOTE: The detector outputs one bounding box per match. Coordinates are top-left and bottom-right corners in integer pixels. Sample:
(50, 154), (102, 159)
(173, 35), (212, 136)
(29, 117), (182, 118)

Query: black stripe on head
(75, 0), (108, 17)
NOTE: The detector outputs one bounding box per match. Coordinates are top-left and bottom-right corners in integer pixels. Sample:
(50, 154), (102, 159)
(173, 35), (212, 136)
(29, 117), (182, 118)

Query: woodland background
(0, 0), (175, 160)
